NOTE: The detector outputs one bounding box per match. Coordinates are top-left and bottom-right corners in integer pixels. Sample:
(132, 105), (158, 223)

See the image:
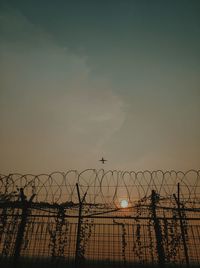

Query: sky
(0, 0), (200, 174)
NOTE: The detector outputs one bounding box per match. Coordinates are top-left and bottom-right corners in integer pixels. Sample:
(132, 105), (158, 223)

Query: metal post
(151, 190), (165, 267)
(173, 183), (190, 267)
(13, 189), (35, 267)
(13, 188), (28, 266)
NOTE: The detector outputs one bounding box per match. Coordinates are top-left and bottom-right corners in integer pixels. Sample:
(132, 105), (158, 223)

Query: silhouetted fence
(0, 170), (200, 267)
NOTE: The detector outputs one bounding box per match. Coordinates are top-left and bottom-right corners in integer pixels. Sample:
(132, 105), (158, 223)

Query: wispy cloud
(0, 8), (126, 173)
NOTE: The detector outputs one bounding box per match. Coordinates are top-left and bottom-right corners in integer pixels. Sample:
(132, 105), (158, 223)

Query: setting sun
(120, 199), (128, 208)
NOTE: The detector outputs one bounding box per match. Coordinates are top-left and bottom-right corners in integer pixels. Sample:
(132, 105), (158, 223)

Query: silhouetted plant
(147, 218), (155, 263)
(78, 205), (94, 260)
(167, 208), (181, 263)
(2, 207), (19, 257)
(163, 214), (170, 263)
(121, 223), (127, 264)
(132, 207), (143, 262)
(48, 206), (68, 262)
(113, 220), (127, 264)
(1, 187), (27, 258)
(0, 207), (7, 245)
(181, 202), (189, 244)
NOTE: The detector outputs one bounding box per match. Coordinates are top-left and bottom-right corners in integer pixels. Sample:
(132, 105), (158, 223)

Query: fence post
(13, 188), (35, 266)
(173, 183), (190, 267)
(151, 190), (165, 267)
(75, 183), (87, 268)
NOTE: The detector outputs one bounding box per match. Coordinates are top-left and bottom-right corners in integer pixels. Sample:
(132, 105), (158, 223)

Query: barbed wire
(0, 169), (200, 207)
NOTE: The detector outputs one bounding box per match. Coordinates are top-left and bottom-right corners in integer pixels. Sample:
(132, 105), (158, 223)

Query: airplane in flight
(99, 157), (107, 164)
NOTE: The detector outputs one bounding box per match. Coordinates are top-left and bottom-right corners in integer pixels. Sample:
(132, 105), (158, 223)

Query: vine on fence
(168, 208), (181, 263)
(132, 198), (143, 263)
(147, 218), (155, 263)
(48, 206), (69, 262)
(77, 205), (94, 260)
(2, 208), (19, 257)
(121, 223), (127, 264)
(113, 220), (127, 264)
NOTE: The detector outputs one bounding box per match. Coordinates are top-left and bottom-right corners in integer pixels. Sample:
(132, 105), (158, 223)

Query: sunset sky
(0, 0), (200, 174)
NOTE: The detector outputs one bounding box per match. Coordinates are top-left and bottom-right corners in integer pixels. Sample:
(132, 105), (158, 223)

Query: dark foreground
(0, 258), (199, 268)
